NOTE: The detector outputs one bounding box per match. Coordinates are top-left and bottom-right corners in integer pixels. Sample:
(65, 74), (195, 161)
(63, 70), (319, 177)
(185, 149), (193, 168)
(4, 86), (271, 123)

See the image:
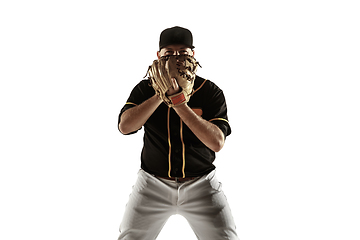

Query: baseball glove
(145, 55), (200, 107)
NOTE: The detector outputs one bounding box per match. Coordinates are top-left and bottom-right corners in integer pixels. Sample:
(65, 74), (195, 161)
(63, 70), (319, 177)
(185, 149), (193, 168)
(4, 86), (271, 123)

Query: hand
(166, 78), (180, 96)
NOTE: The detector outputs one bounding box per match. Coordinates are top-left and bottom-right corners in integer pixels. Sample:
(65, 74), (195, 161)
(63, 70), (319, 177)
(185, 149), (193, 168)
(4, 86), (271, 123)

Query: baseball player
(117, 26), (239, 240)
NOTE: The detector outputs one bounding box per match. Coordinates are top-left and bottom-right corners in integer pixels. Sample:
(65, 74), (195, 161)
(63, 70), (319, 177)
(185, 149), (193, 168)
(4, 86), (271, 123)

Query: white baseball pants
(118, 169), (239, 240)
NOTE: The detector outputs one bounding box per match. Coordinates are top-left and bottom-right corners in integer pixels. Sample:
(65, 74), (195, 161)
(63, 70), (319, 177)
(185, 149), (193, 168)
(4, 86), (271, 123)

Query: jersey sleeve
(202, 86), (232, 138)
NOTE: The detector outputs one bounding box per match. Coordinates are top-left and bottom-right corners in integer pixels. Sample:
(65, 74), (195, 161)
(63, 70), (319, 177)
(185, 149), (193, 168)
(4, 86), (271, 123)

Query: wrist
(172, 102), (188, 110)
(168, 90), (188, 107)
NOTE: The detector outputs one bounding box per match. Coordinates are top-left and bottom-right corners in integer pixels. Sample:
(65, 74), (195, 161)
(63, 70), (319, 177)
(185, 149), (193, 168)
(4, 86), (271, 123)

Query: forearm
(173, 104), (225, 152)
(119, 95), (162, 134)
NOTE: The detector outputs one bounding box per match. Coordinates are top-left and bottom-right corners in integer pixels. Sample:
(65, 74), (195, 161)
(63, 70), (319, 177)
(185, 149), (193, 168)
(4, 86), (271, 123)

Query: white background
(1, 0), (359, 239)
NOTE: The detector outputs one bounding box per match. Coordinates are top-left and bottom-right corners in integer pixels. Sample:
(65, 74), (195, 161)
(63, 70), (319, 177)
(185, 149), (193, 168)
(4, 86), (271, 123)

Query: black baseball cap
(159, 26), (194, 50)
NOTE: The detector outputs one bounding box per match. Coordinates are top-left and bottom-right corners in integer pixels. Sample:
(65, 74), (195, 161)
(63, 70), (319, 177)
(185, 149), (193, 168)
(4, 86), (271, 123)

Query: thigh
(179, 171), (240, 240)
(118, 170), (175, 240)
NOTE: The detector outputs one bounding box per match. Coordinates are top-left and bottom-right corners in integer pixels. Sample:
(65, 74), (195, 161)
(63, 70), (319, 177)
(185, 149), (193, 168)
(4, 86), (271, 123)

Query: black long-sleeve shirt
(118, 76), (231, 178)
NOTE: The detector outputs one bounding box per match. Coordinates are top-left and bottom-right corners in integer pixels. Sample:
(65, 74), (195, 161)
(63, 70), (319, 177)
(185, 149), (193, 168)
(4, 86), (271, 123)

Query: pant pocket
(205, 170), (222, 192)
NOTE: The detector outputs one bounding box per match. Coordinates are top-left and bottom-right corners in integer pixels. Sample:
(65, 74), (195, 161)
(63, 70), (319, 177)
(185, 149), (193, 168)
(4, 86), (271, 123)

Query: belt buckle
(175, 177), (186, 183)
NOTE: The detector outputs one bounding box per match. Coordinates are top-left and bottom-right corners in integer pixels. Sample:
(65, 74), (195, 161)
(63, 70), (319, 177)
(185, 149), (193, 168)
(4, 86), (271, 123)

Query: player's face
(157, 44), (194, 59)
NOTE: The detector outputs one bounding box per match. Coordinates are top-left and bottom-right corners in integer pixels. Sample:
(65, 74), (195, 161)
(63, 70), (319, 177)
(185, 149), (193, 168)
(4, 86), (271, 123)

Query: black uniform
(118, 76), (231, 178)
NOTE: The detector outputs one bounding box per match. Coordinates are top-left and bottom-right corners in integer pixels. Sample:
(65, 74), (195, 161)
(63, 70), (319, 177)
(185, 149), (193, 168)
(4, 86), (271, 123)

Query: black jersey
(118, 76), (231, 178)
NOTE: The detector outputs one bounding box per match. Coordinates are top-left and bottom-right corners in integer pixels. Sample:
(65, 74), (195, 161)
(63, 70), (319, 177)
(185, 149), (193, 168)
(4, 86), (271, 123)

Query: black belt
(157, 176), (198, 183)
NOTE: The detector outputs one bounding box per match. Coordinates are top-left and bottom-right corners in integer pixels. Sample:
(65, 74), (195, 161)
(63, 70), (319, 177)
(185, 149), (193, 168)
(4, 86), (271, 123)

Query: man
(117, 26), (239, 240)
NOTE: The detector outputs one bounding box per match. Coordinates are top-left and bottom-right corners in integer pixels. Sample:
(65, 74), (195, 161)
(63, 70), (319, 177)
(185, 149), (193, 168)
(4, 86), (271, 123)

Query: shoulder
(134, 79), (152, 89)
(126, 79), (155, 105)
(193, 76), (223, 96)
(130, 79), (154, 94)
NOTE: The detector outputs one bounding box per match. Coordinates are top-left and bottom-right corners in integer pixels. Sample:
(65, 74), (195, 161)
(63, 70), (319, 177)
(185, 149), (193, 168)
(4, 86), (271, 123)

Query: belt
(157, 176), (198, 183)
